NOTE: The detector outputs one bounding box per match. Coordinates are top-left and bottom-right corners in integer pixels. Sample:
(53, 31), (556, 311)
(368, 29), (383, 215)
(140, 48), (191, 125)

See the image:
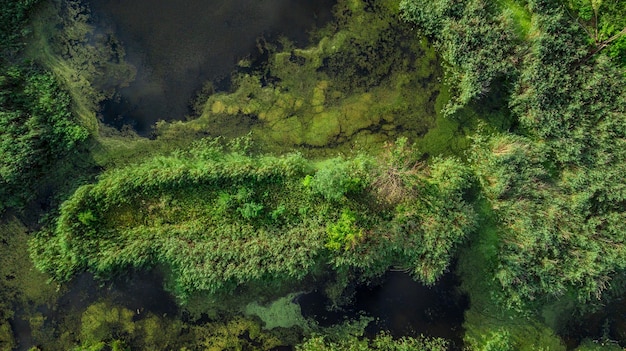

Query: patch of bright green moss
(244, 293), (311, 330)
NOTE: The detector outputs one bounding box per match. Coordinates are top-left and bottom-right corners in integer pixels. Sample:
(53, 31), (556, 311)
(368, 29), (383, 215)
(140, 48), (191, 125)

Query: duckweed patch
(157, 0), (445, 155)
(245, 293), (312, 330)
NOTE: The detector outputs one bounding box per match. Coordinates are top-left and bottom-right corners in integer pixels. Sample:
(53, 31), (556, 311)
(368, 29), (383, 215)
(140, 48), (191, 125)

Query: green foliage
(329, 152), (477, 286)
(325, 209), (363, 251)
(77, 210), (96, 226)
(31, 138), (476, 301)
(471, 133), (626, 306)
(478, 329), (514, 351)
(0, 321), (15, 351)
(30, 139), (325, 298)
(0, 64), (88, 211)
(0, 0), (41, 60)
(575, 338), (623, 351)
(400, 0), (521, 115)
(296, 333), (448, 351)
(567, 0), (626, 66)
(465, 0), (626, 307)
(237, 201), (264, 220)
(309, 156), (371, 201)
(404, 0), (626, 315)
(391, 157), (478, 284)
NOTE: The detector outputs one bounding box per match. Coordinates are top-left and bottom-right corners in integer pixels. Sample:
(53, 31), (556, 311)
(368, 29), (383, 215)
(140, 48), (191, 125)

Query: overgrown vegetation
(401, 0), (626, 348)
(0, 0), (42, 60)
(0, 0), (90, 213)
(2, 0), (625, 349)
(297, 333), (449, 351)
(30, 137), (476, 301)
(0, 64), (88, 211)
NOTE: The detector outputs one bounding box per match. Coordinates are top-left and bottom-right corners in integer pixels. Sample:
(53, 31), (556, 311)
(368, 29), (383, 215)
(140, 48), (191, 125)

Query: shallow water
(298, 271), (468, 349)
(88, 0), (336, 133)
(11, 271), (177, 351)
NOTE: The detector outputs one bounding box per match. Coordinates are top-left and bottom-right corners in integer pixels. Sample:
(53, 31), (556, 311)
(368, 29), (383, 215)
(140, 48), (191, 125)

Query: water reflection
(88, 0), (336, 133)
(11, 271), (177, 351)
(298, 271), (468, 349)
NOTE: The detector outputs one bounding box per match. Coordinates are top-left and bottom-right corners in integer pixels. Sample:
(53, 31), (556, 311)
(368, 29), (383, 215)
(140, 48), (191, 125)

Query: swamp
(1, 0), (626, 350)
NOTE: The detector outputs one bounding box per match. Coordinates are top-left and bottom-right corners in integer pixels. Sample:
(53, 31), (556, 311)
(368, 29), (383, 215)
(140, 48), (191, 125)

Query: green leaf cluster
(325, 209), (364, 251)
(296, 333), (448, 351)
(0, 64), (88, 211)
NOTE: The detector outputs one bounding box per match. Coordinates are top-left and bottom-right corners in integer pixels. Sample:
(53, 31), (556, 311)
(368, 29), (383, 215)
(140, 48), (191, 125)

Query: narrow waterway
(88, 0), (336, 133)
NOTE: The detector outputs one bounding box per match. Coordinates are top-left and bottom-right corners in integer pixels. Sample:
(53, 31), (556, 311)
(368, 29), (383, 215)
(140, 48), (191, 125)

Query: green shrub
(296, 333), (448, 351)
(325, 209), (363, 251)
(0, 64), (88, 211)
(309, 157), (370, 201)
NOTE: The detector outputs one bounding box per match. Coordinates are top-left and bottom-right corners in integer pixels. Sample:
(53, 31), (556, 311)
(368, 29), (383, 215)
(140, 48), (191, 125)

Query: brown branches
(371, 140), (424, 206)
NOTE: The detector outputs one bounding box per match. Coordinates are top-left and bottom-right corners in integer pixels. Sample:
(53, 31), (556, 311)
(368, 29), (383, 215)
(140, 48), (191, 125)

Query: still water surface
(299, 271), (468, 349)
(88, 0), (336, 133)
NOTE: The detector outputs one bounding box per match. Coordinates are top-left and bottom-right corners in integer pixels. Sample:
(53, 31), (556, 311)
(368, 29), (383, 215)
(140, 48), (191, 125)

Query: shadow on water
(298, 271), (469, 349)
(88, 0), (337, 134)
(11, 270), (177, 351)
(561, 296), (626, 350)
(57, 271), (178, 316)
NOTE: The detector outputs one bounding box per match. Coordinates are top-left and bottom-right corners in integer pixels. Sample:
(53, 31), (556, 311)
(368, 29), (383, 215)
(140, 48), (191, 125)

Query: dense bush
(400, 0), (521, 115)
(0, 0), (41, 60)
(474, 0), (626, 307)
(0, 64), (88, 211)
(402, 0), (626, 310)
(31, 138), (477, 299)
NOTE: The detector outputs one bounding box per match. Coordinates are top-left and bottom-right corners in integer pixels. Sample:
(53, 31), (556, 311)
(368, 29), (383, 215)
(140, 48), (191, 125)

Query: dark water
(11, 271), (177, 351)
(88, 0), (336, 134)
(11, 271), (467, 350)
(298, 272), (468, 349)
(561, 296), (626, 349)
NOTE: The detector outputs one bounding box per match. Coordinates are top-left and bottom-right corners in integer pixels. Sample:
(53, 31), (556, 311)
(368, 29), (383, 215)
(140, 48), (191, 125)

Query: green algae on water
(157, 0), (445, 156)
(245, 293), (312, 330)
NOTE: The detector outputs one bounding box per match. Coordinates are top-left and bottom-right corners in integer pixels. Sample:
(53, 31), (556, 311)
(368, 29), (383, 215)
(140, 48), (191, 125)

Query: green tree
(400, 0), (521, 115)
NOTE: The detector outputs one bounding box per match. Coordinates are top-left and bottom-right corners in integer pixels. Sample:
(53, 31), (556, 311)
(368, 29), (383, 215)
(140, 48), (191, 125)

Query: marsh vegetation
(1, 0), (625, 350)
